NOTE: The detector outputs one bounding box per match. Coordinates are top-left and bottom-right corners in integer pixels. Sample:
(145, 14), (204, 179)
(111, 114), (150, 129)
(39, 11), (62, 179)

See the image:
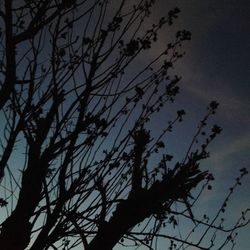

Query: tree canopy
(0, 1), (249, 250)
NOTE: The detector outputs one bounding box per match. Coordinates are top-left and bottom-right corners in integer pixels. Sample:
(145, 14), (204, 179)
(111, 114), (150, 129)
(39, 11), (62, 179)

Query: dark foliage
(0, 1), (248, 250)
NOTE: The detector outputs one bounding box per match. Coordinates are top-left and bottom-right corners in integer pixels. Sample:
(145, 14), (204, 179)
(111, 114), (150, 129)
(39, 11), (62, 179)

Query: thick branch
(0, 0), (16, 110)
(88, 157), (207, 250)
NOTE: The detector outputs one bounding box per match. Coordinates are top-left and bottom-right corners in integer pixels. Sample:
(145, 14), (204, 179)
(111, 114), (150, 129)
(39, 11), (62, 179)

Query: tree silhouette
(0, 1), (249, 250)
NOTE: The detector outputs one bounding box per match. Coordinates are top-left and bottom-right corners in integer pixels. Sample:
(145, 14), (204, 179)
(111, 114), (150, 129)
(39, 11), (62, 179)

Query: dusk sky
(101, 1), (250, 249)
(0, 1), (249, 249)
(147, 1), (250, 249)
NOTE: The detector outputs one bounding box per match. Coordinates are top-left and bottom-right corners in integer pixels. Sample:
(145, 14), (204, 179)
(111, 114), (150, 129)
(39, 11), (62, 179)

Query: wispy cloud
(210, 131), (250, 166)
(178, 64), (250, 125)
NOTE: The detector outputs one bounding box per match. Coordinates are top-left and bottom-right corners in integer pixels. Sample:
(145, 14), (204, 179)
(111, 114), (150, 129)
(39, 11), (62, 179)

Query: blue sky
(110, 1), (250, 249)
(147, 1), (250, 249)
(0, 1), (249, 249)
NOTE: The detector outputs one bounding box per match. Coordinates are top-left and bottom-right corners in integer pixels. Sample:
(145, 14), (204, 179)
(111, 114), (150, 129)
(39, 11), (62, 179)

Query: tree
(0, 1), (248, 249)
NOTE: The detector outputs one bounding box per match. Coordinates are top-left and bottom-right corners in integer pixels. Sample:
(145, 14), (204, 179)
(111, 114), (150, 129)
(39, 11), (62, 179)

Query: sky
(146, 1), (250, 249)
(0, 1), (249, 249)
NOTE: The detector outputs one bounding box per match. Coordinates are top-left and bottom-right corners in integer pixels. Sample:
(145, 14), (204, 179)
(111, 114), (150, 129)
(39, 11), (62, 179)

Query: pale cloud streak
(184, 80), (249, 122)
(210, 131), (250, 166)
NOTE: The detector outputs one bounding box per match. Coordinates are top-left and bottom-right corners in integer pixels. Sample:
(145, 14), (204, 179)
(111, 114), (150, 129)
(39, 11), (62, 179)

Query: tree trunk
(87, 192), (154, 250)
(0, 147), (46, 250)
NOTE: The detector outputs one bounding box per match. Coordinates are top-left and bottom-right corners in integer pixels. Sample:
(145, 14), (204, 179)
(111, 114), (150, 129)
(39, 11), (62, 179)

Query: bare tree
(0, 1), (249, 250)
